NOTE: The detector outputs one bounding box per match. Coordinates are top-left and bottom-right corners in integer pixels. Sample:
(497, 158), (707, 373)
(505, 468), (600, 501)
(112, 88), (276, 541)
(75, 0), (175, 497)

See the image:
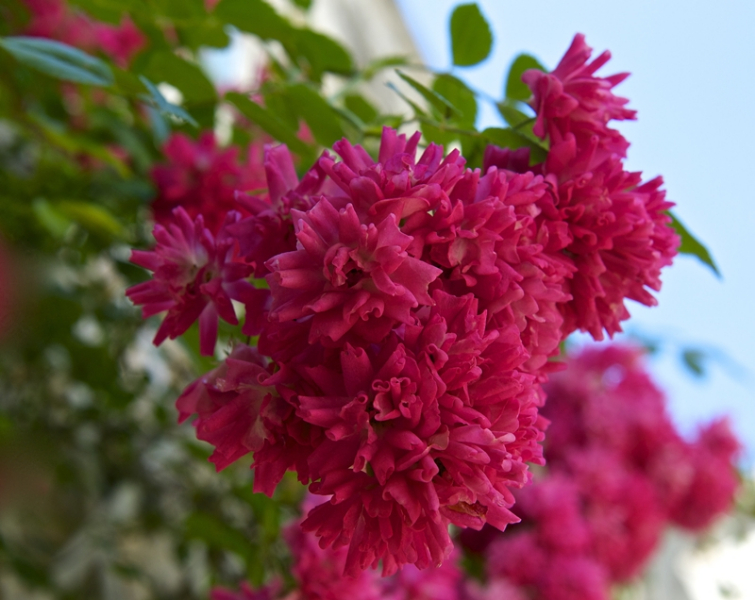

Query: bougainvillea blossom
(126, 207), (267, 355)
(518, 33), (680, 339)
(468, 344), (741, 600)
(151, 132), (267, 234)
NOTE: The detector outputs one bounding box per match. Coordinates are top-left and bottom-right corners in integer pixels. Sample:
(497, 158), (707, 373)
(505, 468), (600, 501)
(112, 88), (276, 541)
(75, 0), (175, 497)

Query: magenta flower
(669, 418), (742, 531)
(267, 197), (442, 344)
(521, 35), (679, 339)
(173, 129), (570, 575)
(151, 132), (266, 235)
(126, 207), (266, 355)
(227, 144), (329, 277)
(22, 0), (144, 65)
(93, 17), (145, 67)
(523, 33), (635, 160)
(175, 344), (282, 470)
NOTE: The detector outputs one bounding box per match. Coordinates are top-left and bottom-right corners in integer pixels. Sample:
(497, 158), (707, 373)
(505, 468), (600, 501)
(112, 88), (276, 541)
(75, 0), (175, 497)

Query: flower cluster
(167, 127), (557, 575)
(126, 207), (268, 355)
(151, 132), (268, 234)
(462, 344), (741, 600)
(128, 34), (683, 576)
(492, 33), (679, 339)
(212, 498), (466, 600)
(22, 0), (145, 67)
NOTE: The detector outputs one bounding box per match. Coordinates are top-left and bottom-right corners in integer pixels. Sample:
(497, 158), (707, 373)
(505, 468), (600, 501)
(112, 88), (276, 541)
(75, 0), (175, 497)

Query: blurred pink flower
(151, 132), (267, 235)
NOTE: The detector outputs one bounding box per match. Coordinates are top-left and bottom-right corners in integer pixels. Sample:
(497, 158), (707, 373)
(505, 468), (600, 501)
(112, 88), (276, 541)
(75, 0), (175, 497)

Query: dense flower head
(519, 33), (679, 339)
(211, 500), (467, 600)
(522, 33), (635, 160)
(227, 143), (330, 277)
(151, 132), (267, 235)
(126, 207), (268, 355)
(172, 128), (572, 575)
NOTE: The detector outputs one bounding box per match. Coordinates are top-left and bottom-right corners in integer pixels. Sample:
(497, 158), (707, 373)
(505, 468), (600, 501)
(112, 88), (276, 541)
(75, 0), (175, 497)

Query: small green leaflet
(139, 76), (198, 127)
(505, 53), (545, 101)
(396, 71), (458, 118)
(0, 36), (113, 86)
(225, 92), (311, 156)
(449, 3), (493, 67)
(668, 212), (721, 278)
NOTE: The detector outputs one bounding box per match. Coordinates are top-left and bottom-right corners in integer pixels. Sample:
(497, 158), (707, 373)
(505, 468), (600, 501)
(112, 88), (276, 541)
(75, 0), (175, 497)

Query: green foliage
(505, 53), (545, 101)
(449, 3), (493, 67)
(0, 36), (114, 86)
(433, 73), (477, 128)
(139, 76), (199, 127)
(669, 211), (721, 277)
(226, 92), (313, 157)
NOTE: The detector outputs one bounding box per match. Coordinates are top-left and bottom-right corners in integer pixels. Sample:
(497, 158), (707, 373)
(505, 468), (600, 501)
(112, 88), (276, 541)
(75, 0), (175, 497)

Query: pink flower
(126, 207), (266, 355)
(172, 129), (568, 575)
(175, 344), (285, 470)
(227, 144), (329, 277)
(522, 35), (679, 339)
(94, 17), (145, 67)
(21, 0), (144, 65)
(151, 132), (267, 235)
(380, 549), (464, 600)
(669, 418), (741, 531)
(535, 556), (610, 600)
(542, 156), (679, 339)
(285, 510), (384, 600)
(266, 197), (442, 344)
(522, 33), (635, 160)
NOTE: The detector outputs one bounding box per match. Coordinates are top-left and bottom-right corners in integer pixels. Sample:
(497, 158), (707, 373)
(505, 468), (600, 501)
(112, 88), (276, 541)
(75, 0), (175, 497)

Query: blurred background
(0, 0), (753, 598)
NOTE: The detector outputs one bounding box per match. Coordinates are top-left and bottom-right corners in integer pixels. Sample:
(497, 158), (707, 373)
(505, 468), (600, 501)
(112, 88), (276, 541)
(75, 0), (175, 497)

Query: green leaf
(146, 106), (170, 144)
(283, 84), (344, 146)
(481, 127), (548, 163)
(32, 198), (71, 238)
(396, 70), (457, 118)
(449, 3), (492, 67)
(292, 0), (313, 9)
(153, 0), (206, 22)
(433, 73), (477, 127)
(0, 36), (113, 86)
(344, 94), (378, 124)
(386, 81), (428, 117)
(505, 53), (545, 101)
(225, 92), (312, 156)
(57, 200), (125, 239)
(139, 75), (198, 127)
(292, 29), (353, 79)
(214, 0), (293, 41)
(179, 21), (231, 49)
(184, 512), (254, 561)
(668, 212), (721, 277)
(142, 51), (217, 103)
(494, 99), (548, 154)
(496, 99), (532, 127)
(681, 348), (706, 378)
(68, 0), (132, 24)
(363, 55), (409, 80)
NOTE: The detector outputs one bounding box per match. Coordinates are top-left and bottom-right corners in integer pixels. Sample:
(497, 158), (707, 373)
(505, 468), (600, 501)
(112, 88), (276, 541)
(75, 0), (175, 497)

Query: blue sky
(396, 0), (755, 461)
